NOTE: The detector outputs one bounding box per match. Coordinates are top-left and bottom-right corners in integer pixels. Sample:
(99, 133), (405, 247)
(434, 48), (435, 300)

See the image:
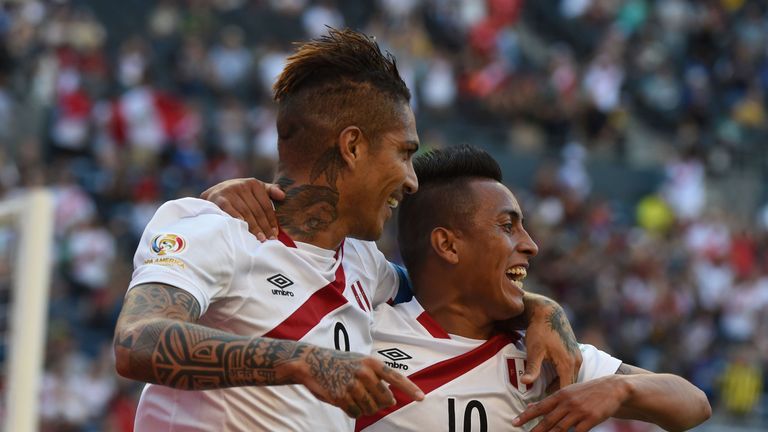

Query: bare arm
(113, 283), (423, 417)
(513, 363), (711, 432)
(498, 293), (582, 388)
(612, 364), (712, 431)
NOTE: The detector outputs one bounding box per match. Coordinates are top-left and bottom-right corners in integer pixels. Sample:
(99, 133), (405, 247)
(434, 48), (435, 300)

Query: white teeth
(506, 267), (527, 281)
(387, 197), (399, 208)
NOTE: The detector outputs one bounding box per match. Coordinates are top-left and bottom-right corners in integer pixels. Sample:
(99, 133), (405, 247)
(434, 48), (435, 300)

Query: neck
(412, 270), (495, 340)
(274, 171), (348, 250)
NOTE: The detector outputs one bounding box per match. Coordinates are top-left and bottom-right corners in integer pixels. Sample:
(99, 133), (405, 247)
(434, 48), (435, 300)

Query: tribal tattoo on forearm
(115, 284), (311, 390)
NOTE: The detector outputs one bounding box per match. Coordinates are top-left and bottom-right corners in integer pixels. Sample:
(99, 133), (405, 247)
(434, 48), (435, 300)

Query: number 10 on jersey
(448, 398), (487, 432)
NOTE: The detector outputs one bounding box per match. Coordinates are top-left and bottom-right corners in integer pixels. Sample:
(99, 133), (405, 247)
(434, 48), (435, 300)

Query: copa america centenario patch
(150, 233), (187, 256)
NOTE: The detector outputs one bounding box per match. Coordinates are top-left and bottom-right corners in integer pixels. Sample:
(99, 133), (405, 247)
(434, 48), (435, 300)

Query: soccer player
(354, 145), (711, 431)
(114, 29), (580, 431)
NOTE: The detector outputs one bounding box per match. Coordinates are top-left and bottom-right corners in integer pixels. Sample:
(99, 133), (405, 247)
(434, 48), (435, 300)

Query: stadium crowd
(0, 0), (766, 430)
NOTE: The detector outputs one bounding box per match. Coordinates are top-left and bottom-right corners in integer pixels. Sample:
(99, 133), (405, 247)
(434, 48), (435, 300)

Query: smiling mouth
(505, 266), (527, 289)
(386, 197), (399, 209)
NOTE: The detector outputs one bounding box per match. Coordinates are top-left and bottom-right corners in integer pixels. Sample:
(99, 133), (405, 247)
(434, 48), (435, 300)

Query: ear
(430, 227), (459, 265)
(337, 126), (368, 169)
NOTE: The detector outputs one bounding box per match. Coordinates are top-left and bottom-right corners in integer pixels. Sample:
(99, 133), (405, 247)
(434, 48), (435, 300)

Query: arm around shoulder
(513, 363), (711, 432)
(612, 364), (712, 431)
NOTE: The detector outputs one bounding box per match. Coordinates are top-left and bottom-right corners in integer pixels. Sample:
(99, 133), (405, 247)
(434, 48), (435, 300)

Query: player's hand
(295, 346), (424, 418)
(512, 375), (628, 432)
(520, 299), (582, 390)
(201, 178), (286, 241)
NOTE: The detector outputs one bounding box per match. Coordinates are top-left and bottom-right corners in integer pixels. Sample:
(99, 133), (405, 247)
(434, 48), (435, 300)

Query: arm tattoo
(545, 307), (580, 355)
(275, 147), (346, 240)
(115, 284), (310, 390)
(304, 347), (363, 399)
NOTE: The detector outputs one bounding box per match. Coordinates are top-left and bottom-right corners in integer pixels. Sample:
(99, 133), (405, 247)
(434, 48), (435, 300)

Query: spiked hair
(273, 28), (411, 168)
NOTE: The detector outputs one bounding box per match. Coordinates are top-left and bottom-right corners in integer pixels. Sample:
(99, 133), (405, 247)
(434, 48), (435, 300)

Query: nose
(519, 228), (539, 257)
(403, 161), (418, 194)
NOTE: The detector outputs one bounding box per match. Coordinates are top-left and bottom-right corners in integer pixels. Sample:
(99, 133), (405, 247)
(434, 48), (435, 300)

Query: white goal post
(0, 188), (54, 432)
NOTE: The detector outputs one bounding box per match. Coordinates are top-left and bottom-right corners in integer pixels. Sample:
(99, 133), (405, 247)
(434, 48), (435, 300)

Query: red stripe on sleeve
(354, 334), (513, 431)
(263, 258), (347, 341)
(351, 283), (366, 311)
(416, 311), (451, 339)
(357, 281), (372, 312)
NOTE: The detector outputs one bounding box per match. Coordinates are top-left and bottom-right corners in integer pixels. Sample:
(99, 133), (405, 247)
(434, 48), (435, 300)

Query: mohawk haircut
(274, 28), (411, 169)
(398, 145), (503, 278)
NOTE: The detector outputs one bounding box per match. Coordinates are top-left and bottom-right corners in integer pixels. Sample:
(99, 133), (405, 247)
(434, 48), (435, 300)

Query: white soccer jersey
(356, 299), (622, 432)
(128, 198), (401, 431)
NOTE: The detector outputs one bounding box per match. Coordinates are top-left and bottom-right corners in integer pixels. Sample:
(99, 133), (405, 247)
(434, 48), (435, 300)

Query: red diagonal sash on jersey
(276, 228), (298, 248)
(264, 235), (348, 341)
(416, 311), (450, 339)
(354, 334), (514, 431)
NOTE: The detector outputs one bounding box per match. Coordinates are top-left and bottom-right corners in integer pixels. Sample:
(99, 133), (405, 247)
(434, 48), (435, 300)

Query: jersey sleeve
(128, 198), (242, 314)
(576, 344), (623, 382)
(390, 264), (413, 304)
(368, 245), (400, 307)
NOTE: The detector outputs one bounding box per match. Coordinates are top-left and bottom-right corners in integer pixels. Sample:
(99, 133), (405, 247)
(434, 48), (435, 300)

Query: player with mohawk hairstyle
(115, 28), (424, 431)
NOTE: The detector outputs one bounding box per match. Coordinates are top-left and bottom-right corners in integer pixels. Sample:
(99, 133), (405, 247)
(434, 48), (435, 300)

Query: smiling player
(355, 145), (711, 432)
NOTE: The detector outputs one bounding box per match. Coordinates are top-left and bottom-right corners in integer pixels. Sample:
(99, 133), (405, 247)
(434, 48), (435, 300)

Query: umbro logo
(378, 348), (412, 361)
(267, 274), (293, 288)
(267, 274), (294, 296)
(378, 348), (411, 370)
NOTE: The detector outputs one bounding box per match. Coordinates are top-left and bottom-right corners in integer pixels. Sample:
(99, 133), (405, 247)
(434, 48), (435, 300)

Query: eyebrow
(405, 140), (420, 152)
(502, 209), (522, 223)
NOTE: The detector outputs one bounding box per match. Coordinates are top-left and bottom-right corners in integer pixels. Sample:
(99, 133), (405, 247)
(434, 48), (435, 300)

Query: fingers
(348, 381), (381, 416)
(246, 186), (278, 241)
(225, 191), (266, 240)
(341, 393), (363, 418)
(249, 181), (280, 239)
(573, 419), (594, 432)
(266, 183), (286, 201)
(343, 363), (398, 417)
(513, 397), (555, 427)
(359, 368), (396, 408)
(377, 365), (424, 402)
(211, 197), (247, 222)
(528, 405), (570, 432)
(521, 349), (544, 385)
(555, 358), (578, 389)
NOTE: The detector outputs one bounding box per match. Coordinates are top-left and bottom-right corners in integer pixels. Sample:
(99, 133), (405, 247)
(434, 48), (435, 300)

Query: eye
(501, 223), (514, 233)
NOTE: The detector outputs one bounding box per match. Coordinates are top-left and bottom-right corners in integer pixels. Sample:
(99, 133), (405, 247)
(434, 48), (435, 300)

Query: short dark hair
(274, 28), (411, 169)
(397, 145), (503, 277)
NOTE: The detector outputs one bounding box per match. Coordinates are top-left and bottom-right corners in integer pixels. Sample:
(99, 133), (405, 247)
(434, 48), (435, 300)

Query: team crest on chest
(506, 357), (529, 393)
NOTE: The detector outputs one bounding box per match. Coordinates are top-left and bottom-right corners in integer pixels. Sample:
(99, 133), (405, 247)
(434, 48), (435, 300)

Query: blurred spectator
(208, 26), (252, 91)
(720, 349), (763, 419)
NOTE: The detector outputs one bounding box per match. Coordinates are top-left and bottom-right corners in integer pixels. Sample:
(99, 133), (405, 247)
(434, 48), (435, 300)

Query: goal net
(0, 189), (54, 432)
